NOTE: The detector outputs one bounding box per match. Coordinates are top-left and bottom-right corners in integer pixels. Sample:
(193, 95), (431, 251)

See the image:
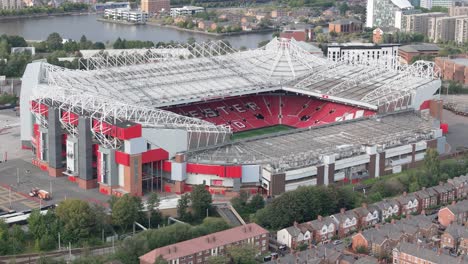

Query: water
(0, 13), (273, 49)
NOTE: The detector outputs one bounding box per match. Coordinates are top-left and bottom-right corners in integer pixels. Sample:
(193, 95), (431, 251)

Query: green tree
(154, 256), (169, 264)
(191, 184), (212, 220)
(46, 32), (63, 51)
(339, 3), (349, 15)
(424, 148), (440, 178)
(56, 199), (97, 243)
(147, 192), (162, 228)
(177, 193), (191, 222)
(112, 194), (143, 232)
(248, 194), (265, 211)
(207, 255), (228, 264)
(227, 244), (257, 264)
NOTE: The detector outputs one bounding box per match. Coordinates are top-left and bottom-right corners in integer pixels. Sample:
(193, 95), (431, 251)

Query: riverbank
(147, 22), (276, 37)
(0, 11), (94, 21)
(97, 17), (145, 26)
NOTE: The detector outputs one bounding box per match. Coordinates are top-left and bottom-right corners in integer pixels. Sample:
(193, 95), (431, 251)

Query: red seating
(165, 94), (376, 132)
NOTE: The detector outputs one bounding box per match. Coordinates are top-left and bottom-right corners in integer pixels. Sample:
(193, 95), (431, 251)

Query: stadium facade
(20, 38), (445, 197)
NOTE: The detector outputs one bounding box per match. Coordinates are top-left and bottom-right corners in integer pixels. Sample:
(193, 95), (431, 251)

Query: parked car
(332, 240), (342, 245)
(279, 244), (287, 251)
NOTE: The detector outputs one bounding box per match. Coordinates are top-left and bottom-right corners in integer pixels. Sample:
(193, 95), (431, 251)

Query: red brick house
(414, 187), (439, 210)
(395, 192), (420, 215)
(441, 223), (468, 255)
(139, 223), (269, 264)
(331, 208), (359, 238)
(353, 204), (380, 229)
(447, 175), (468, 199)
(328, 18), (362, 33)
(309, 215), (337, 244)
(438, 200), (468, 227)
(433, 182), (457, 205)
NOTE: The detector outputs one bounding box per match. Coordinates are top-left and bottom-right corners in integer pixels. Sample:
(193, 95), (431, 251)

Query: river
(0, 13), (273, 49)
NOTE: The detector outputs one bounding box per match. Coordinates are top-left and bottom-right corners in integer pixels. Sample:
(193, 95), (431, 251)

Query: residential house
(265, 245), (342, 264)
(353, 203), (380, 229)
(395, 192), (419, 215)
(309, 215), (337, 244)
(271, 9), (289, 18)
(392, 242), (468, 264)
(255, 12), (269, 21)
(322, 6), (339, 18)
(331, 208), (359, 238)
(379, 221), (418, 245)
(198, 20), (214, 30)
(218, 13), (241, 22)
(441, 223), (468, 255)
(448, 174), (468, 199)
(414, 187), (439, 210)
(374, 199), (400, 222)
(399, 214), (439, 239)
(372, 27), (398, 44)
(433, 182), (457, 205)
(353, 256), (379, 264)
(276, 221), (314, 249)
(438, 200), (468, 227)
(241, 22), (258, 31)
(352, 228), (393, 257)
(210, 22), (231, 31)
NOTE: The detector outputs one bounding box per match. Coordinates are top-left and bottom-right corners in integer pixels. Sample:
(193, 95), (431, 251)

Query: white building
(1, 0), (22, 9)
(455, 17), (468, 43)
(170, 6), (204, 17)
(430, 0), (456, 8)
(366, 0), (414, 28)
(327, 43), (400, 69)
(104, 8), (149, 23)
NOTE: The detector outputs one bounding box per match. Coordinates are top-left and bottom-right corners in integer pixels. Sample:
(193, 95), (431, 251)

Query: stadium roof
(186, 111), (436, 171)
(40, 38), (440, 112)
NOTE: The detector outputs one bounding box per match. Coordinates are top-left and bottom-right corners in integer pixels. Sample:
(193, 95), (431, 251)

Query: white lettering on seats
(188, 110), (201, 119)
(233, 121), (246, 128)
(216, 106), (229, 115)
(203, 108), (217, 118)
(232, 104), (245, 113)
(246, 102), (259, 111)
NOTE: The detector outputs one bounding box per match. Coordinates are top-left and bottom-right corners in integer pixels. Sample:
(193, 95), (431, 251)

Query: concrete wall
(142, 128), (187, 158)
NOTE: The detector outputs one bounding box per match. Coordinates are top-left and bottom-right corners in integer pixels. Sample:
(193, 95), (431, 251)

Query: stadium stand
(166, 94), (376, 131)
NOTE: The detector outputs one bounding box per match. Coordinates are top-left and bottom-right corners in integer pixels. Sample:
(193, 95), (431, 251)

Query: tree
(177, 193), (191, 221)
(314, 26), (323, 34)
(154, 256), (169, 264)
(56, 199), (97, 243)
(249, 194), (265, 211)
(191, 184), (212, 220)
(112, 194), (143, 232)
(339, 3), (349, 15)
(46, 32), (63, 51)
(207, 256), (228, 264)
(147, 192), (162, 228)
(227, 244), (257, 264)
(424, 148), (440, 178)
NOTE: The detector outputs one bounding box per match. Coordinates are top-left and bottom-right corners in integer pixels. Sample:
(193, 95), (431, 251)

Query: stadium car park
(19, 38), (445, 197)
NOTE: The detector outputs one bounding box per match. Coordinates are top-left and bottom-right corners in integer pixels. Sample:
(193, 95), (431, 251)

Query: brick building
(435, 55), (468, 85)
(328, 18), (363, 33)
(398, 44), (440, 64)
(441, 223), (468, 255)
(438, 200), (468, 227)
(141, 0), (169, 14)
(392, 242), (467, 264)
(139, 223), (269, 264)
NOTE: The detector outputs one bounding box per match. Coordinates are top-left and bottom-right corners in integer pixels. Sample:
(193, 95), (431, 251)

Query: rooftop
(187, 111), (435, 170)
(394, 242), (468, 263)
(139, 223), (268, 263)
(399, 44), (440, 53)
(329, 18), (362, 25)
(450, 58), (468, 67)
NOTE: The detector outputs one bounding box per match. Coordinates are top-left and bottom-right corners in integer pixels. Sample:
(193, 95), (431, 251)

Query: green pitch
(231, 125), (294, 140)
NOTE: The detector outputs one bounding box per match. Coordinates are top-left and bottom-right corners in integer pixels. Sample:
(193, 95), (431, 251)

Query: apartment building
(1, 0), (22, 9)
(170, 6), (204, 18)
(455, 17), (468, 43)
(400, 12), (447, 35)
(141, 0), (169, 14)
(139, 223), (269, 264)
(428, 15), (468, 42)
(104, 8), (149, 23)
(450, 5), (468, 16)
(366, 0), (415, 28)
(329, 18), (363, 33)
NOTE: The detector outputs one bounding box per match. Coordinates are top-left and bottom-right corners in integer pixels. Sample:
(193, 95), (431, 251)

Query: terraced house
(331, 208), (359, 238)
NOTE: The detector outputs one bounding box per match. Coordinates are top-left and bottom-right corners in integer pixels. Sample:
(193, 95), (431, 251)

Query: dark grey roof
(332, 210), (357, 223)
(395, 193), (418, 204)
(329, 18), (362, 25)
(310, 216), (336, 230)
(394, 242), (468, 263)
(446, 199), (468, 214)
(354, 256), (379, 264)
(399, 44), (440, 53)
(444, 223), (468, 239)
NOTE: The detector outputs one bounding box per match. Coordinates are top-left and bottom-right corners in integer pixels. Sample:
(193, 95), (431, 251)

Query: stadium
(20, 38), (445, 197)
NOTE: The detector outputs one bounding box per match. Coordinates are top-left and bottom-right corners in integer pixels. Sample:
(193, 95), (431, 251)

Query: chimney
(439, 181), (444, 186)
(206, 237), (210, 243)
(375, 224), (380, 229)
(421, 209), (426, 215)
(212, 236), (216, 242)
(391, 219), (396, 224)
(340, 208), (346, 214)
(173, 246), (177, 252)
(362, 203), (368, 209)
(422, 187), (426, 190)
(403, 192), (407, 197)
(318, 215), (323, 222)
(293, 221), (298, 227)
(451, 200), (457, 206)
(168, 247), (171, 254)
(248, 225), (252, 232)
(437, 248), (442, 255)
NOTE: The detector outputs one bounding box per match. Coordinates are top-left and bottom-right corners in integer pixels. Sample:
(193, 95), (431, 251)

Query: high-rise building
(420, 0), (433, 8)
(1, 0), (22, 9)
(141, 0), (169, 14)
(449, 4), (468, 16)
(400, 12), (447, 35)
(430, 0), (456, 8)
(429, 15), (468, 42)
(366, 0), (415, 28)
(455, 17), (468, 43)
